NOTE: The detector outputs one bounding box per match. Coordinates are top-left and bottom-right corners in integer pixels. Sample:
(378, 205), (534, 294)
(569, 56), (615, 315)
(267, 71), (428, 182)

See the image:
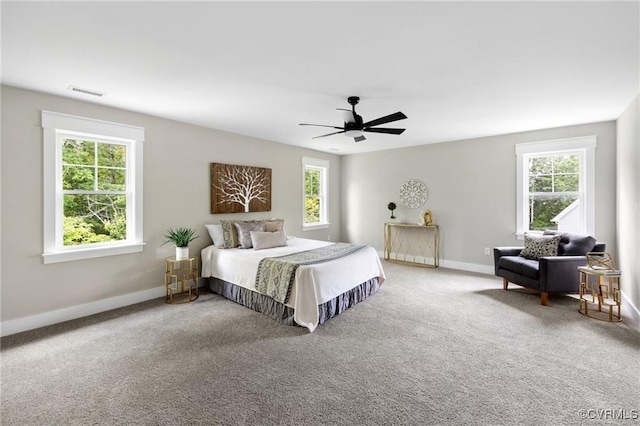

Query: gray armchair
(494, 231), (605, 305)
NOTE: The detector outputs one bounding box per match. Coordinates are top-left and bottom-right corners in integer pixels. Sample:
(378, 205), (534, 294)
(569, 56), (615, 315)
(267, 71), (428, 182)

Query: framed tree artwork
(210, 163), (272, 214)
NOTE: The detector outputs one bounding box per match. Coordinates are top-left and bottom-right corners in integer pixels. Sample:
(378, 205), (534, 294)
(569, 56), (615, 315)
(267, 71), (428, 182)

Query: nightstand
(165, 256), (199, 304)
(578, 265), (621, 322)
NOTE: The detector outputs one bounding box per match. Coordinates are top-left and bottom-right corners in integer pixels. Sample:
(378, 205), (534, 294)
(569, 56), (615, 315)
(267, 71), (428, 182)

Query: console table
(384, 222), (439, 268)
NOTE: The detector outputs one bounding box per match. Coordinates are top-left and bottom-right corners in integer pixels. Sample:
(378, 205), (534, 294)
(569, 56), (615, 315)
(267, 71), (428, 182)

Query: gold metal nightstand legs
(165, 256), (199, 304)
(578, 268), (621, 322)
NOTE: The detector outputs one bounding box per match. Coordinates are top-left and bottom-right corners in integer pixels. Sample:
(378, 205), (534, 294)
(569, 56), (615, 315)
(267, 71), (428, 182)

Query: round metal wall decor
(399, 179), (428, 208)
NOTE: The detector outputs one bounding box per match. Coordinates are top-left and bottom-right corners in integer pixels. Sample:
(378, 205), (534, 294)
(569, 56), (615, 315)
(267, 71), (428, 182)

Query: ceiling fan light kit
(300, 96), (407, 143)
(344, 130), (364, 138)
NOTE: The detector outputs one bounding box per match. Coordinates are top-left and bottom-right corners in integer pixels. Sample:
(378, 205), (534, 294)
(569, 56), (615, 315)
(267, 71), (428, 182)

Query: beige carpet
(2, 262), (639, 425)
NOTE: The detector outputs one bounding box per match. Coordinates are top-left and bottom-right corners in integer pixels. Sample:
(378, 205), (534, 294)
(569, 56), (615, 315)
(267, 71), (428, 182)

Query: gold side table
(384, 222), (439, 268)
(165, 256), (199, 304)
(578, 266), (621, 322)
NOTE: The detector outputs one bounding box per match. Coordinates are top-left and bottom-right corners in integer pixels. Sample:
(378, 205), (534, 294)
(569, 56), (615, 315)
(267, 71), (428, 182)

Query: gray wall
(0, 85), (341, 323)
(616, 94), (640, 316)
(0, 84), (632, 329)
(341, 122), (617, 273)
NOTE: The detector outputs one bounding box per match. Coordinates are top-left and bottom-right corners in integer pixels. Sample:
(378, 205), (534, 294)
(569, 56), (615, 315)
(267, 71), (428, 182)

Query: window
(302, 157), (329, 230)
(42, 111), (145, 263)
(516, 136), (595, 237)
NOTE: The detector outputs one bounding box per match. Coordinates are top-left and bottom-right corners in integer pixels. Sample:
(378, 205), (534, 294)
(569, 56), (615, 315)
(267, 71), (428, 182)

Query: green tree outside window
(62, 139), (127, 245)
(527, 154), (579, 231)
(304, 168), (321, 223)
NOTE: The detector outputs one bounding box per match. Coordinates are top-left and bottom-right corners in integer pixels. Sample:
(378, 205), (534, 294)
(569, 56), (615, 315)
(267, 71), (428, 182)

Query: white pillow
(205, 224), (224, 247)
(251, 231), (287, 250)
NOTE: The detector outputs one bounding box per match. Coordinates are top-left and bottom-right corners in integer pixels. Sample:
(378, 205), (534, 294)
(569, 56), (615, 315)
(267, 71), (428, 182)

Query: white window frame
(302, 157), (330, 231)
(42, 111), (145, 264)
(516, 136), (596, 239)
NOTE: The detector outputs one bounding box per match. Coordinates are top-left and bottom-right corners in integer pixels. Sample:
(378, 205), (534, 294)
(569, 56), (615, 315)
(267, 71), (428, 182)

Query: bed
(201, 237), (385, 332)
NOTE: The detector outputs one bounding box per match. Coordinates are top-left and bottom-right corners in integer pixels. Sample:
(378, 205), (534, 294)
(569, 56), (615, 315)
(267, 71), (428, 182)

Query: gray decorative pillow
(264, 219), (284, 233)
(563, 234), (596, 256)
(251, 230), (287, 250)
(519, 234), (561, 260)
(234, 221), (266, 249)
(543, 231), (597, 255)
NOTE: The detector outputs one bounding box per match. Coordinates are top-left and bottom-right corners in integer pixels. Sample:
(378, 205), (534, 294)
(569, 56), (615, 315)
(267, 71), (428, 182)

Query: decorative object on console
(162, 227), (199, 260)
(423, 210), (433, 226)
(399, 179), (428, 208)
(210, 163), (272, 214)
(387, 202), (397, 219)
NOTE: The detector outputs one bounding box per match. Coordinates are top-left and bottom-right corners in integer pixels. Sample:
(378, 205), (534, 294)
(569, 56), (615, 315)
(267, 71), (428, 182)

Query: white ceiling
(2, 1), (638, 155)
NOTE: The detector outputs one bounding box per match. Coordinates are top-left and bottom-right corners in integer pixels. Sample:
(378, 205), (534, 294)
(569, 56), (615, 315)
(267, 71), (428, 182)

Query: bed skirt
(206, 276), (380, 327)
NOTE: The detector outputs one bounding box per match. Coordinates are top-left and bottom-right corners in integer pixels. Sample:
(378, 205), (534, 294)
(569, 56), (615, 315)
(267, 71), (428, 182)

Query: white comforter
(201, 237), (385, 331)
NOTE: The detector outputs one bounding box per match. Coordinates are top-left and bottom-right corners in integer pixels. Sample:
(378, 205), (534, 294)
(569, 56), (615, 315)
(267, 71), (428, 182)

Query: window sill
(42, 242), (145, 264)
(516, 230), (546, 240)
(302, 223), (330, 231)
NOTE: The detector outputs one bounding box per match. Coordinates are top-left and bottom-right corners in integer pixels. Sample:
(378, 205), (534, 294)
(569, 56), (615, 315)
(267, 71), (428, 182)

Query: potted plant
(387, 202), (397, 219)
(163, 227), (199, 260)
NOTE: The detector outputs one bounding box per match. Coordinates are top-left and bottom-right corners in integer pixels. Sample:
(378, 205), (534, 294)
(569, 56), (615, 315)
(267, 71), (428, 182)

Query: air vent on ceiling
(67, 86), (106, 97)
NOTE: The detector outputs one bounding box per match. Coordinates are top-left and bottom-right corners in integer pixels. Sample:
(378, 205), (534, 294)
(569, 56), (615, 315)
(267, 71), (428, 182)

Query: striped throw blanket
(255, 243), (366, 303)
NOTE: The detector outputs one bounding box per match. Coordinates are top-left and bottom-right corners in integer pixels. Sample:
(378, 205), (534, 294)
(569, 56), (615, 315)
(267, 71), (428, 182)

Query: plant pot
(176, 246), (189, 260)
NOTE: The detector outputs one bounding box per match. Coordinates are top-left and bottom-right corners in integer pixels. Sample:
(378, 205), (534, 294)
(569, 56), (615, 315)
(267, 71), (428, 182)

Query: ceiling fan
(300, 96), (407, 143)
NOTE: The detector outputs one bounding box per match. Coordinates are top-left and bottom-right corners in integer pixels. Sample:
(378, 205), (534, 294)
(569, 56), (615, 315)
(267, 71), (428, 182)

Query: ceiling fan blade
(362, 111), (407, 128)
(336, 108), (356, 124)
(299, 123), (343, 129)
(354, 135), (366, 142)
(363, 127), (406, 135)
(312, 130), (346, 139)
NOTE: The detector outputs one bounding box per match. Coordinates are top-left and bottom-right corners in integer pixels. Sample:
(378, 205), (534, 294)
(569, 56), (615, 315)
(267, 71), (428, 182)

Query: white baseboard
(376, 250), (494, 275)
(438, 259), (494, 275)
(621, 291), (640, 329)
(1, 279), (207, 337)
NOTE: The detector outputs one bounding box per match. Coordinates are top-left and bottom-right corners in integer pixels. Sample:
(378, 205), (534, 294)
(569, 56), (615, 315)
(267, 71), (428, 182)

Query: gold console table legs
(384, 222), (439, 268)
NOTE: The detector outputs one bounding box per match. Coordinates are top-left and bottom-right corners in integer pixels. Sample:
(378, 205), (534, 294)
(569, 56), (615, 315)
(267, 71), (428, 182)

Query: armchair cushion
(519, 234), (561, 260)
(498, 256), (539, 279)
(543, 231), (596, 255)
